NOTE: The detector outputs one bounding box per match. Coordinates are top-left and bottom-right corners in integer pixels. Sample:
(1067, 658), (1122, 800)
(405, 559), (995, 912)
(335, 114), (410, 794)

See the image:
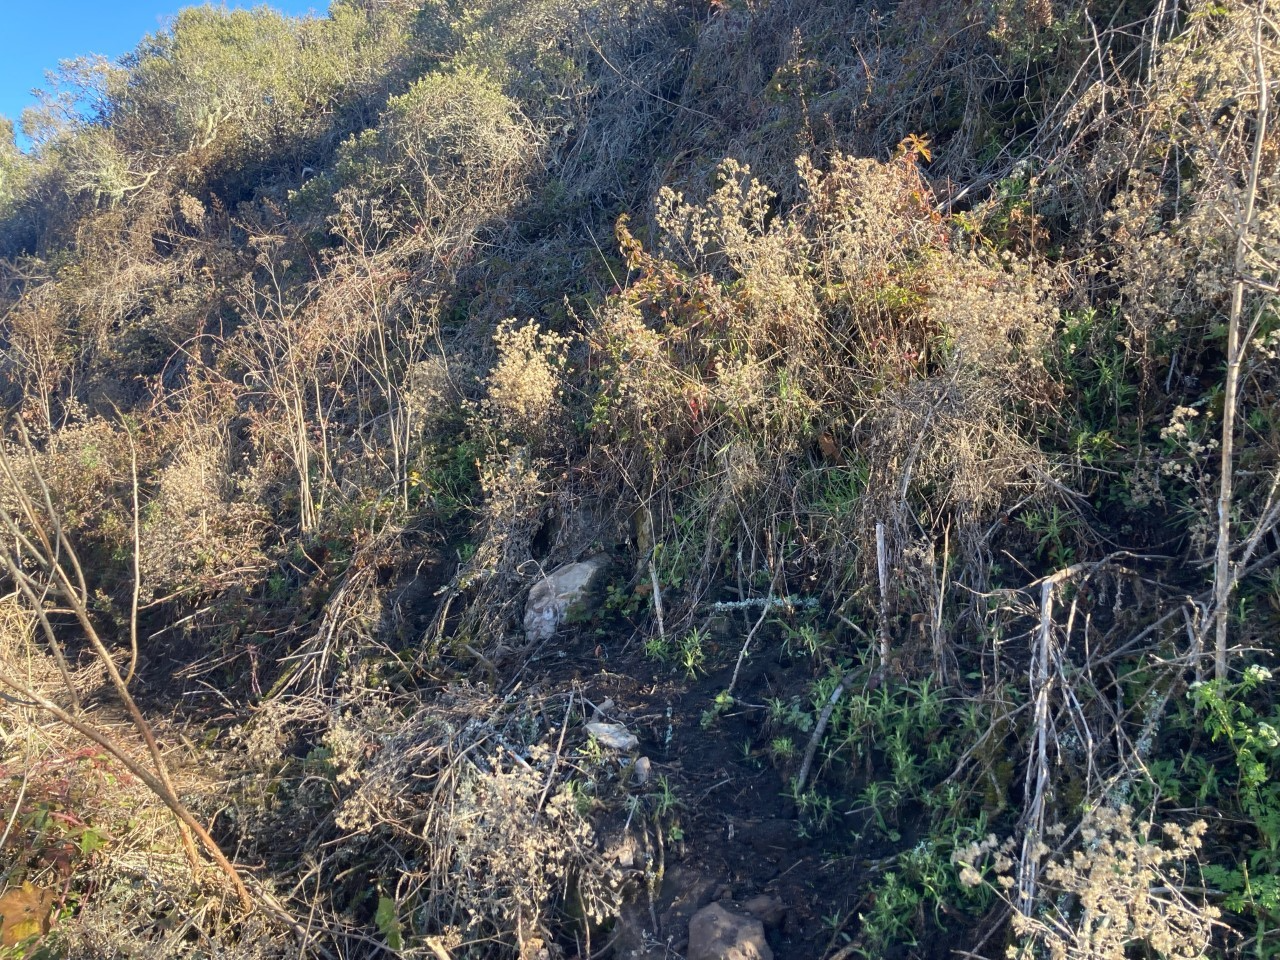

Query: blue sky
(1, 1), (323, 144)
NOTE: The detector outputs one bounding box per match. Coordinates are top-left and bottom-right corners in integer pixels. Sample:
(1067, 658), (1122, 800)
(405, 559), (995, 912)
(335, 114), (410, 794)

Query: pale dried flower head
(482, 319), (569, 446)
(960, 806), (1219, 960)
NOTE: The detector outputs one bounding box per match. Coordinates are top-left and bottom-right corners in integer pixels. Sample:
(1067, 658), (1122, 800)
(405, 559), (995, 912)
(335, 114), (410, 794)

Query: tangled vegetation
(0, 0), (1277, 957)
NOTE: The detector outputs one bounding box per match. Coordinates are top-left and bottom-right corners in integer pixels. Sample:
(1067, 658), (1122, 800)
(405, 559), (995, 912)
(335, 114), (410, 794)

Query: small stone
(687, 903), (773, 960)
(633, 755), (652, 784)
(585, 722), (638, 751)
(605, 832), (642, 869)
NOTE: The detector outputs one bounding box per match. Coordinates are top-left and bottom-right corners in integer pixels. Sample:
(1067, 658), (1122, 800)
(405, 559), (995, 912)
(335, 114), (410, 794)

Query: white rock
(585, 722), (639, 751)
(523, 556), (609, 643)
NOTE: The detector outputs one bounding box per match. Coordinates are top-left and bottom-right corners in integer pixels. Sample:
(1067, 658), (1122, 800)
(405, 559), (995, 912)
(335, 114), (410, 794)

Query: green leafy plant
(677, 626), (709, 678)
(644, 634), (673, 663)
(1186, 666), (1280, 947)
(780, 621), (831, 660)
(699, 690), (734, 729)
(769, 736), (796, 766)
(375, 894), (404, 951)
(1189, 666), (1280, 847)
(794, 787), (835, 833)
(767, 695), (814, 733)
(1017, 504), (1081, 566)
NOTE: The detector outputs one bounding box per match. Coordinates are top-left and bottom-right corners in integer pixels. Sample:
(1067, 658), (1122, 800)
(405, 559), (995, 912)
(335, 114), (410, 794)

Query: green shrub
(0, 118), (28, 220)
(319, 66), (541, 243)
(115, 3), (415, 189)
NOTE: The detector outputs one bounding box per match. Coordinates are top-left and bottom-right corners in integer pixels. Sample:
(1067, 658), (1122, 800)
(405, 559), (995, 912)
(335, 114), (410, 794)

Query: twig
(933, 522), (950, 681)
(1210, 14), (1270, 681)
(123, 419), (142, 686)
(1017, 561), (1094, 915)
(0, 670), (254, 909)
(876, 522), (890, 684)
(794, 669), (859, 795)
(648, 556), (665, 647)
(0, 766), (29, 853)
(825, 939), (862, 960)
(535, 691), (574, 821)
(727, 592), (774, 697)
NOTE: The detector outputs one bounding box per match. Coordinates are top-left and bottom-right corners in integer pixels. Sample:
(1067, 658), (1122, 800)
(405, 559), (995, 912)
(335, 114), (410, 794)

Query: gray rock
(604, 831), (642, 869)
(687, 903), (774, 960)
(585, 721), (638, 751)
(523, 555), (609, 642)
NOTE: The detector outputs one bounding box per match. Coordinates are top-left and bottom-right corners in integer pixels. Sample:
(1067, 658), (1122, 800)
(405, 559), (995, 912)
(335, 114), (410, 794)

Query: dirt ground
(522, 611), (968, 960)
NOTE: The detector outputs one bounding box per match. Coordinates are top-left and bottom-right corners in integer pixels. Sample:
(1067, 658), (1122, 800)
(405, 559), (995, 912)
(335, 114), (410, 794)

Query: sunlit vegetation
(0, 0), (1278, 957)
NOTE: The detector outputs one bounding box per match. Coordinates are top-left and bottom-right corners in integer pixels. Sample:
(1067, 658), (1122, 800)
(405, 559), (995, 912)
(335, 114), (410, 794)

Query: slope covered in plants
(0, 0), (1277, 957)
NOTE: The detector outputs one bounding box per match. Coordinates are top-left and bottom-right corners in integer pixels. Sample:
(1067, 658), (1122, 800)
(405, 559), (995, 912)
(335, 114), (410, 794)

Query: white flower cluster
(1245, 664), (1273, 684)
(1159, 404), (1218, 485)
(1159, 406), (1200, 442)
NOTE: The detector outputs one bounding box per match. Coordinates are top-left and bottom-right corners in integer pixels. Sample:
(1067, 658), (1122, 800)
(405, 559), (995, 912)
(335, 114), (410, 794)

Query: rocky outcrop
(584, 721), (638, 751)
(741, 894), (786, 928)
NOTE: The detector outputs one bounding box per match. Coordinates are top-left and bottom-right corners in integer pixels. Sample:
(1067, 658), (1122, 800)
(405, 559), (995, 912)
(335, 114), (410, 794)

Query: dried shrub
(2, 282), (83, 432)
(9, 421), (133, 549)
(140, 434), (268, 597)
(594, 151), (1056, 617)
(453, 449), (553, 625)
(454, 0), (682, 206)
(327, 66), (542, 243)
(481, 319), (570, 449)
(330, 689), (623, 954)
(856, 374), (1044, 544)
(0, 597), (276, 958)
(1, 189), (218, 430)
(404, 353), (464, 434)
(956, 807), (1221, 960)
(670, 0), (1091, 204)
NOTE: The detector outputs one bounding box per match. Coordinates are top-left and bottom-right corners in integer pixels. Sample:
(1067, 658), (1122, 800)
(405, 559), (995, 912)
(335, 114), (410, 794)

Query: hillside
(0, 1), (1278, 957)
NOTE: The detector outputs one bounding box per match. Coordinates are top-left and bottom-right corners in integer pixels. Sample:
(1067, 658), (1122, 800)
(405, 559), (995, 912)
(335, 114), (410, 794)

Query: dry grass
(481, 320), (570, 452)
(956, 806), (1222, 960)
(0, 0), (1277, 956)
(594, 150), (1056, 626)
(0, 598), (275, 958)
(329, 686), (624, 956)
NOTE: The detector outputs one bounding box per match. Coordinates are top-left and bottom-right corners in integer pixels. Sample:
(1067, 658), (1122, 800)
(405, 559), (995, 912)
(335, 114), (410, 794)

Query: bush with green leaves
(1182, 667), (1280, 941)
(113, 2), (417, 189)
(307, 65), (541, 248)
(0, 118), (28, 220)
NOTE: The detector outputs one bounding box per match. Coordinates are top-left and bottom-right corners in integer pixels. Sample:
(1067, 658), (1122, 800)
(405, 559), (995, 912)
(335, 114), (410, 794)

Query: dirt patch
(526, 617), (878, 960)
